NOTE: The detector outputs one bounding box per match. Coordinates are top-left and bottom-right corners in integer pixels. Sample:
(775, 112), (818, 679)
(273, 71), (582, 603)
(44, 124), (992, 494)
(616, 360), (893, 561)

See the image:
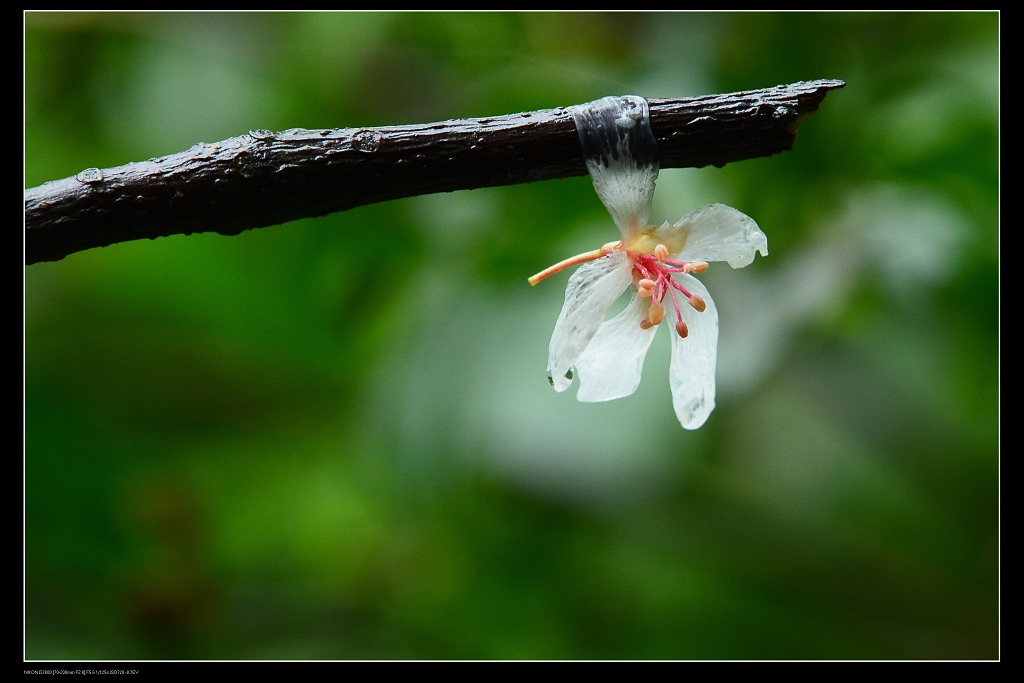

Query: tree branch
(24, 79), (844, 265)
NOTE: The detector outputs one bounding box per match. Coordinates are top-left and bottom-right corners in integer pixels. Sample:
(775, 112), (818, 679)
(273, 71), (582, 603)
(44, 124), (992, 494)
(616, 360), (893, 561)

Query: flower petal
(547, 251), (632, 392)
(574, 292), (659, 403)
(570, 96), (658, 241)
(668, 274), (719, 430)
(665, 203), (768, 268)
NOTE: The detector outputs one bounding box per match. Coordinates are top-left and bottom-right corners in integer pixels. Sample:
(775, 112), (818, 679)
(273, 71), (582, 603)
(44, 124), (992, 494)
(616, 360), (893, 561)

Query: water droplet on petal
(546, 369), (572, 386)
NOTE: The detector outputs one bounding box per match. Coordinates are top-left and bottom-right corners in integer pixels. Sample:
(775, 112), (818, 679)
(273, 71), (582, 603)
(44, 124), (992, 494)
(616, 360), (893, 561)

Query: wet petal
(575, 292), (659, 402)
(665, 203), (768, 268)
(570, 96), (658, 241)
(668, 274), (719, 429)
(547, 251), (632, 392)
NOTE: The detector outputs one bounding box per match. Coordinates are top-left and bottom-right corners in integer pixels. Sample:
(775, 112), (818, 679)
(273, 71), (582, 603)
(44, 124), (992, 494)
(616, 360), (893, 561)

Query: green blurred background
(24, 12), (998, 660)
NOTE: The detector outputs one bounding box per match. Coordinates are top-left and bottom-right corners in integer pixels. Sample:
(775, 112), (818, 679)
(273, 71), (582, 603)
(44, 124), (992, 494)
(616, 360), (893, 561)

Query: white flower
(529, 96), (767, 430)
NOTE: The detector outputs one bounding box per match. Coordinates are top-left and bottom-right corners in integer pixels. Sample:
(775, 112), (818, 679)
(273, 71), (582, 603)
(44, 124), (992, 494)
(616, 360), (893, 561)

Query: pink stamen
(637, 278), (656, 297)
(625, 249), (709, 324)
(648, 301), (665, 325)
(670, 278), (692, 298)
(666, 283), (684, 322)
(632, 258), (655, 281)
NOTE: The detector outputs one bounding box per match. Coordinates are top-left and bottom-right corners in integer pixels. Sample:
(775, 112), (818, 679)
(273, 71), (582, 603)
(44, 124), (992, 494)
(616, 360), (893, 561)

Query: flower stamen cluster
(628, 246), (709, 337)
(529, 238), (712, 339)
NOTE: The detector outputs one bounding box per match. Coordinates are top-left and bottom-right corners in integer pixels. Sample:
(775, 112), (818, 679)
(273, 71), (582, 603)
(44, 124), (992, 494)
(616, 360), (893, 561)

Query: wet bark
(25, 79), (845, 264)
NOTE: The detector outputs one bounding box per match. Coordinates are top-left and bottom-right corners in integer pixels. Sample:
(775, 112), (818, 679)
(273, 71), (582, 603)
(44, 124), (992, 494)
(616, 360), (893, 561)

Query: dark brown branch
(25, 79), (844, 265)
